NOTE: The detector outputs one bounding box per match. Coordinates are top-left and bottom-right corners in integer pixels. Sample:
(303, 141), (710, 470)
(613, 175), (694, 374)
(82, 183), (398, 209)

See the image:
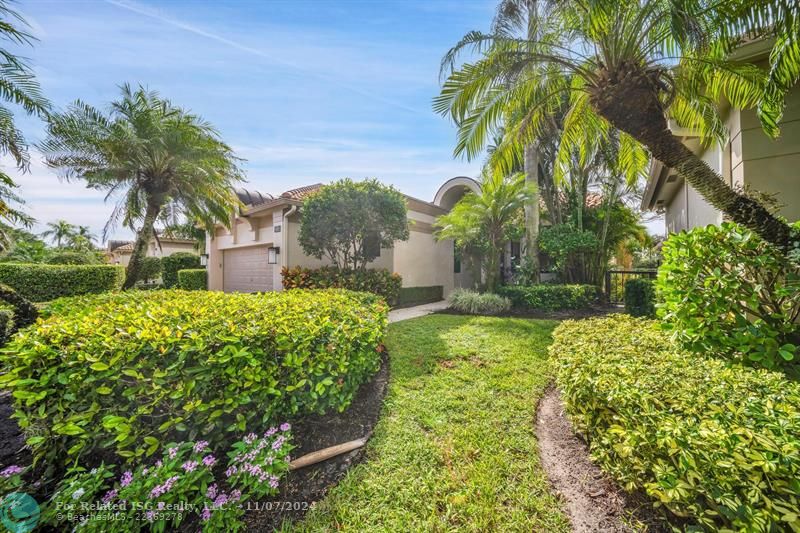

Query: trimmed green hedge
(282, 265), (402, 306)
(137, 256), (162, 283)
(397, 285), (443, 307)
(46, 251), (100, 265)
(0, 289), (387, 470)
(551, 315), (800, 531)
(624, 278), (655, 317)
(497, 284), (598, 311)
(0, 263), (125, 302)
(177, 268), (207, 290)
(161, 252), (200, 288)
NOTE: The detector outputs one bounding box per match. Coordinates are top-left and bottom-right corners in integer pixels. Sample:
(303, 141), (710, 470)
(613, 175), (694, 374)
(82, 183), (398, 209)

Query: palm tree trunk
(123, 201), (161, 289)
(524, 143), (541, 283)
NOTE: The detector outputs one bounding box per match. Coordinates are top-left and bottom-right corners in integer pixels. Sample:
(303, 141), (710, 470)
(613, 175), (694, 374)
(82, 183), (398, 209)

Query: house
(107, 237), (199, 266)
(206, 178), (481, 295)
(642, 39), (800, 232)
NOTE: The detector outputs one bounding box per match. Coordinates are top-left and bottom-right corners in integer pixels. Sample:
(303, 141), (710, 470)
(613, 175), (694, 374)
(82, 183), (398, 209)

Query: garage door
(223, 246), (273, 293)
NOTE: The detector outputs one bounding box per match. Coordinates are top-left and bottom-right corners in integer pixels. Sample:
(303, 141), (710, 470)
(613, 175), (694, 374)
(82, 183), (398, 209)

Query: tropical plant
(40, 219), (75, 247)
(298, 178), (410, 270)
(435, 168), (534, 292)
(435, 0), (800, 253)
(39, 84), (243, 288)
(447, 288), (511, 315)
(0, 227), (48, 262)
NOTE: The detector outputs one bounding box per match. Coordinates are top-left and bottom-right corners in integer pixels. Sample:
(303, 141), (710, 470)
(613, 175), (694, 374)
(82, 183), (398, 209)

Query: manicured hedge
(282, 265), (402, 305)
(624, 278), (655, 317)
(397, 285), (443, 307)
(0, 289), (387, 469)
(448, 288), (510, 315)
(177, 268), (207, 290)
(161, 252), (200, 288)
(551, 315), (800, 531)
(497, 284), (598, 311)
(46, 251), (100, 265)
(137, 256), (162, 282)
(0, 263), (125, 302)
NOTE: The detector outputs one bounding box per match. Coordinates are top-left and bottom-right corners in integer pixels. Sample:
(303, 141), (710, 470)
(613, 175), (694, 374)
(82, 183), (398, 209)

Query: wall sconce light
(268, 247), (279, 264)
(200, 253), (208, 266)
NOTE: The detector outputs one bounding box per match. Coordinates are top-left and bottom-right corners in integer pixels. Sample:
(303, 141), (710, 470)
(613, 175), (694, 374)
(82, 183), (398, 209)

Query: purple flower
(193, 440), (209, 454)
(280, 422), (291, 432)
(206, 484), (218, 500)
(101, 489), (117, 503)
(168, 447), (178, 459)
(201, 507), (212, 521)
(142, 467), (149, 476)
(120, 471), (133, 487)
(157, 502), (165, 511)
(0, 465), (23, 478)
(225, 465), (237, 478)
(272, 436), (285, 450)
(145, 510), (155, 521)
(243, 433), (257, 445)
(155, 460), (163, 468)
(264, 427), (277, 437)
(269, 476), (280, 489)
(149, 475), (180, 498)
(182, 460), (198, 473)
(230, 489), (242, 502)
(214, 493), (229, 507)
(202, 455), (216, 467)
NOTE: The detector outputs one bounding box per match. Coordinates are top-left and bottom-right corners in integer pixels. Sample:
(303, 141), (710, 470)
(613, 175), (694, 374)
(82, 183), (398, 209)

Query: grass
(290, 314), (570, 532)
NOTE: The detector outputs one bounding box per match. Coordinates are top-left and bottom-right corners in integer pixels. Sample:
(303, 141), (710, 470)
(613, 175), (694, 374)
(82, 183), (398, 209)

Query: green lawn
(290, 314), (570, 532)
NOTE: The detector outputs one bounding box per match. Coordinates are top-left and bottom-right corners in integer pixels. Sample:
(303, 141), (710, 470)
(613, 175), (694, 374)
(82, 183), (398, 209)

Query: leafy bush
(539, 223), (597, 278)
(45, 250), (100, 265)
(0, 289), (387, 470)
(137, 256), (162, 282)
(624, 278), (655, 317)
(447, 288), (511, 315)
(551, 315), (800, 531)
(0, 263), (125, 302)
(658, 222), (800, 375)
(177, 268), (207, 290)
(497, 284), (598, 311)
(397, 285), (443, 307)
(282, 265), (402, 305)
(161, 252), (200, 288)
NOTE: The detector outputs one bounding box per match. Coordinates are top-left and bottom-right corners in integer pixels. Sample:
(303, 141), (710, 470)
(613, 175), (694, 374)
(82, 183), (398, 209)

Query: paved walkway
(388, 300), (449, 323)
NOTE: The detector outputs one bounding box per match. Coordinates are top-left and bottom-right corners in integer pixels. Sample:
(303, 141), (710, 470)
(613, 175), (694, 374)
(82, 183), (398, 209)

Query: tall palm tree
(41, 219), (76, 248)
(435, 0), (799, 252)
(39, 84), (244, 288)
(434, 167), (534, 292)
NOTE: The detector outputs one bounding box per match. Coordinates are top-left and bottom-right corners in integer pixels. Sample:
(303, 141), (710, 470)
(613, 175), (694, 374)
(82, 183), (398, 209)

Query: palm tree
(434, 167), (534, 292)
(39, 84), (244, 288)
(41, 219), (76, 248)
(0, 2), (49, 241)
(435, 0), (799, 252)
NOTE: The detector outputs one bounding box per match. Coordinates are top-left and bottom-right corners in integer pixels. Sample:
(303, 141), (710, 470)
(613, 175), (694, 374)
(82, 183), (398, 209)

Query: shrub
(177, 268), (207, 290)
(0, 289), (386, 471)
(658, 222), (800, 375)
(45, 250), (100, 265)
(497, 284), (598, 311)
(0, 263), (125, 302)
(161, 252), (200, 288)
(282, 265), (402, 305)
(551, 315), (800, 531)
(447, 288), (511, 315)
(397, 285), (443, 307)
(623, 278), (655, 317)
(137, 256), (162, 282)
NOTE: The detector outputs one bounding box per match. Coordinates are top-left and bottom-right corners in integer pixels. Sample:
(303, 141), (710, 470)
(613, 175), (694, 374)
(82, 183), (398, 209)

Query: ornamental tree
(298, 178), (409, 270)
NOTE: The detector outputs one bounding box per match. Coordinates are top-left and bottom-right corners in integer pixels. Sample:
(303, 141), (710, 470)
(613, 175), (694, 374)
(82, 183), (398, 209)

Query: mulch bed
(0, 391), (29, 472)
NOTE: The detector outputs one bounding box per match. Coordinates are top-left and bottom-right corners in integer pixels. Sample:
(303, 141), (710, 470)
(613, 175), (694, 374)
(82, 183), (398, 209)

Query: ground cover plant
(498, 284), (598, 312)
(295, 314), (570, 532)
(0, 289), (386, 478)
(551, 315), (800, 531)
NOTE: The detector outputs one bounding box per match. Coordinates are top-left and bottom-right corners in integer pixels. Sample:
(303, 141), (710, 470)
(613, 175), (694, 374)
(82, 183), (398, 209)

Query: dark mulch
(0, 391), (29, 471)
(437, 305), (623, 320)
(244, 352), (390, 531)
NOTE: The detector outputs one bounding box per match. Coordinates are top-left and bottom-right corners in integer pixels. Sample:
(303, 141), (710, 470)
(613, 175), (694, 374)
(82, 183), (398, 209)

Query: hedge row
(282, 265), (402, 305)
(497, 284), (598, 311)
(0, 263), (125, 302)
(161, 252), (200, 288)
(551, 315), (800, 531)
(177, 268), (207, 290)
(0, 289), (387, 470)
(397, 285), (443, 307)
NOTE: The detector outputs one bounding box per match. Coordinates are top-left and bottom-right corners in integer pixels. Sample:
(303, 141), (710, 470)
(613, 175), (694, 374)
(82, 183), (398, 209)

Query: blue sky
(8, 0), (496, 240)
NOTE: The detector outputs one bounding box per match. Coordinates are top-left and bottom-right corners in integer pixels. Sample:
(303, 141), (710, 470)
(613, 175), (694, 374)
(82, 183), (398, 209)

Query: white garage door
(223, 246), (274, 293)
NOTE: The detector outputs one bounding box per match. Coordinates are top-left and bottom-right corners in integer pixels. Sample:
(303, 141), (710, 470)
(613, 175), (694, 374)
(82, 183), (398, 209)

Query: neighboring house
(107, 237), (199, 266)
(642, 39), (800, 233)
(207, 178), (481, 295)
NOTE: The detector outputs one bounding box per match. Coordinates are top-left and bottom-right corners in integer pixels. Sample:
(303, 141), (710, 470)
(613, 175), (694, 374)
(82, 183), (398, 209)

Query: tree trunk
(123, 201), (161, 290)
(589, 69), (795, 251)
(524, 143), (541, 283)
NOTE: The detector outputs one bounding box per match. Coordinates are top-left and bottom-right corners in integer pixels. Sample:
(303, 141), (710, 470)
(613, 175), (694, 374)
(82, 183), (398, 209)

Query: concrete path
(388, 300), (449, 323)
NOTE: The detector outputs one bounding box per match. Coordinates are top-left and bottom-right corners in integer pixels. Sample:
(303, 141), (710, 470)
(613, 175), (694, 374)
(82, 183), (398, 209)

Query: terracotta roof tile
(280, 183), (323, 200)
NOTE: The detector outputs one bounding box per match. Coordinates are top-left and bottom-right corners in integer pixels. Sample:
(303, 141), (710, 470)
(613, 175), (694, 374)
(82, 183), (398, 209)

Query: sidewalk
(388, 300), (449, 323)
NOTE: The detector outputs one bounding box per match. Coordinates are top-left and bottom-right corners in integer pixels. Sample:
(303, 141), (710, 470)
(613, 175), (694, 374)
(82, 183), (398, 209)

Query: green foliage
(177, 268), (207, 290)
(551, 315), (800, 531)
(0, 283), (38, 334)
(298, 178), (409, 270)
(0, 289), (387, 472)
(45, 250), (100, 265)
(161, 252), (200, 288)
(624, 278), (655, 318)
(539, 224), (597, 279)
(497, 284), (598, 311)
(0, 263), (125, 302)
(282, 265), (401, 306)
(397, 285), (443, 307)
(658, 222), (799, 376)
(447, 288), (511, 315)
(137, 256), (162, 282)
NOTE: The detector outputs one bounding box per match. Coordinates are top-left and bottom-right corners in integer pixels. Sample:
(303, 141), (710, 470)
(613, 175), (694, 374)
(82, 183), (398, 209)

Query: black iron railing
(605, 269), (657, 304)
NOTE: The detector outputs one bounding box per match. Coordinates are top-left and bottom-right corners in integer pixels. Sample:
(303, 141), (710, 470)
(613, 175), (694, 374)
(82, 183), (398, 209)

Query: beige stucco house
(643, 40), (800, 232)
(107, 237), (199, 266)
(206, 178), (481, 295)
